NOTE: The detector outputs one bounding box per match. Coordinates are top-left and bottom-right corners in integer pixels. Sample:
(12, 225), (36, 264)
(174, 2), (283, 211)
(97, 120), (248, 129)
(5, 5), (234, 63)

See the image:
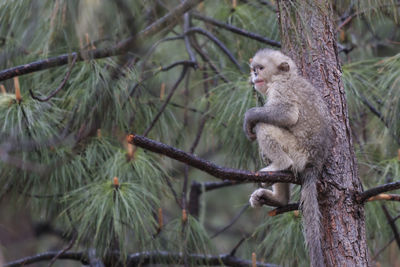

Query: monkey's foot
(249, 188), (285, 207)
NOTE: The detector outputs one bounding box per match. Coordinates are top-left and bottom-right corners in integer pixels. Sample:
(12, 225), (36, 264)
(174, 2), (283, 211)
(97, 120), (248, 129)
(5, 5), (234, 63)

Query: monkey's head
(249, 49), (297, 95)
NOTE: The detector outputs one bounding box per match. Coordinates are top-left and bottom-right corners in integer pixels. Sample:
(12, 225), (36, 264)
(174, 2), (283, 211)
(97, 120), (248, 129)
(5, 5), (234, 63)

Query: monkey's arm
(243, 103), (299, 140)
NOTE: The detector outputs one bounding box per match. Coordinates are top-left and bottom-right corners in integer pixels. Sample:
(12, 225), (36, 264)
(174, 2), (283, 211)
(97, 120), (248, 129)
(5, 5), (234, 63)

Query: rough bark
(276, 0), (369, 266)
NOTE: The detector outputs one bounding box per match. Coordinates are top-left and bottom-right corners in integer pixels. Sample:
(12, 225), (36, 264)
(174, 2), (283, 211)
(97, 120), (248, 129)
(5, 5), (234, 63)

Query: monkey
(244, 48), (333, 267)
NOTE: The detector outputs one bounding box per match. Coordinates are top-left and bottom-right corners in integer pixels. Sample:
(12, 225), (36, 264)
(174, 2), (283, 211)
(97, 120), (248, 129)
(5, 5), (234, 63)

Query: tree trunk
(277, 1), (370, 265)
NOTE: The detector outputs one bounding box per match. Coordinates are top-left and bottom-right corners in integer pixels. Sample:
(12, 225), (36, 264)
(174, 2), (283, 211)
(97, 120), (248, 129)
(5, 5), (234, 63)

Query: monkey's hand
(243, 107), (262, 141)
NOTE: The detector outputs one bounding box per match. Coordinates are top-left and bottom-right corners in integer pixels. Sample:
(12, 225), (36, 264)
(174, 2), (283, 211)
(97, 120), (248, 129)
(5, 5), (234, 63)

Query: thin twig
(47, 234), (77, 267)
(143, 66), (188, 136)
(161, 60), (197, 71)
(190, 36), (230, 83)
(183, 12), (198, 68)
(372, 237), (395, 261)
(127, 134), (298, 184)
(192, 13), (280, 47)
(186, 27), (243, 72)
(229, 235), (250, 256)
(211, 204), (250, 238)
(381, 204), (400, 249)
(357, 90), (400, 145)
(164, 175), (182, 208)
(30, 54), (78, 102)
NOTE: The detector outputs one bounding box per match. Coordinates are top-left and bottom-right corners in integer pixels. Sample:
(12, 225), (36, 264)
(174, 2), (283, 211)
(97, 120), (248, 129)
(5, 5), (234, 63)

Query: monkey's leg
(256, 124), (294, 172)
(249, 183), (290, 207)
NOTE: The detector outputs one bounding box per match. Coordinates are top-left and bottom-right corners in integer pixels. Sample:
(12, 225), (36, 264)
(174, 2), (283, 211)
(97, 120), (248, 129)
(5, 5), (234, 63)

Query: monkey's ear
(278, 62), (290, 72)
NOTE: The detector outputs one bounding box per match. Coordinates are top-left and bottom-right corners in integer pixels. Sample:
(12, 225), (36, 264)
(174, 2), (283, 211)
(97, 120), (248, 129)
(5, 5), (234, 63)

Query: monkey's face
(249, 49), (296, 95)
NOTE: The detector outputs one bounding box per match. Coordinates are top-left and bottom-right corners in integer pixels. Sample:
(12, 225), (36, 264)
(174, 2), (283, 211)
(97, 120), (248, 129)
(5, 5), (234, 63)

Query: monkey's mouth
(254, 80), (265, 86)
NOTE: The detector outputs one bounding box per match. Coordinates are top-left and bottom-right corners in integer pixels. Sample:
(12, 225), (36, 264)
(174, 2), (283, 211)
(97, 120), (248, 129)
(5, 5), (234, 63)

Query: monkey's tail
(300, 167), (324, 267)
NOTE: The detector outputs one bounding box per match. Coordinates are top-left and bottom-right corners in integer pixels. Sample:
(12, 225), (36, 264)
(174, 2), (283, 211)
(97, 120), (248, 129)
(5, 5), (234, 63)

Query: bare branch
(183, 13), (198, 68)
(127, 134), (298, 184)
(4, 252), (87, 267)
(47, 234), (77, 267)
(229, 235), (249, 256)
(211, 204), (250, 238)
(186, 27), (244, 72)
(381, 204), (400, 249)
(190, 37), (230, 83)
(161, 60), (197, 71)
(367, 193), (400, 202)
(192, 13), (281, 47)
(356, 90), (400, 145)
(30, 54), (78, 102)
(357, 181), (400, 203)
(268, 203), (299, 216)
(143, 66), (188, 136)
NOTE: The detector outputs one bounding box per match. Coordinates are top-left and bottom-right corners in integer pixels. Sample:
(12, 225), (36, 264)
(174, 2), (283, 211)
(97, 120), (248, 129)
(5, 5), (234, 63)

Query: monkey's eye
(259, 66), (264, 70)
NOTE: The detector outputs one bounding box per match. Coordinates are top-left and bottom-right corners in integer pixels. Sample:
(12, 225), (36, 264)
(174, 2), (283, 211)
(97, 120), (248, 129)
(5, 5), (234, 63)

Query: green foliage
(63, 179), (159, 258)
(255, 211), (307, 267)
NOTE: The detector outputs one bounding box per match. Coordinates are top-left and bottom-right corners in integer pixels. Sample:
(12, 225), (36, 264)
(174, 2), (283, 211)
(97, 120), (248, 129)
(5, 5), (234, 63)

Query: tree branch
(268, 203), (299, 216)
(190, 37), (230, 83)
(0, 0), (204, 82)
(381, 204), (400, 249)
(366, 193), (400, 202)
(127, 134), (298, 184)
(211, 204), (250, 238)
(143, 66), (188, 136)
(191, 13), (281, 47)
(356, 90), (400, 145)
(126, 251), (280, 267)
(29, 54), (78, 102)
(186, 27), (243, 72)
(357, 181), (400, 203)
(4, 252), (87, 267)
(5, 250), (280, 267)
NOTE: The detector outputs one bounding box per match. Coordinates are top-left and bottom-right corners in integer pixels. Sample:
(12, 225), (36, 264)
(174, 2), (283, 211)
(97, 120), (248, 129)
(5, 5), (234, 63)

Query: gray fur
(245, 49), (333, 267)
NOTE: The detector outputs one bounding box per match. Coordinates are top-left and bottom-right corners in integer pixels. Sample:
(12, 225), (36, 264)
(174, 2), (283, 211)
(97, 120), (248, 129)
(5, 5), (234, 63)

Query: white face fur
(250, 49), (297, 95)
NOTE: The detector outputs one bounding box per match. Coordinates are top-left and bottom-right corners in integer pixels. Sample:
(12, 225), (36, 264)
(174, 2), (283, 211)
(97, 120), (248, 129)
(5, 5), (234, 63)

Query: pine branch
(127, 134), (298, 184)
(191, 13), (281, 47)
(357, 181), (400, 203)
(0, 0), (204, 82)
